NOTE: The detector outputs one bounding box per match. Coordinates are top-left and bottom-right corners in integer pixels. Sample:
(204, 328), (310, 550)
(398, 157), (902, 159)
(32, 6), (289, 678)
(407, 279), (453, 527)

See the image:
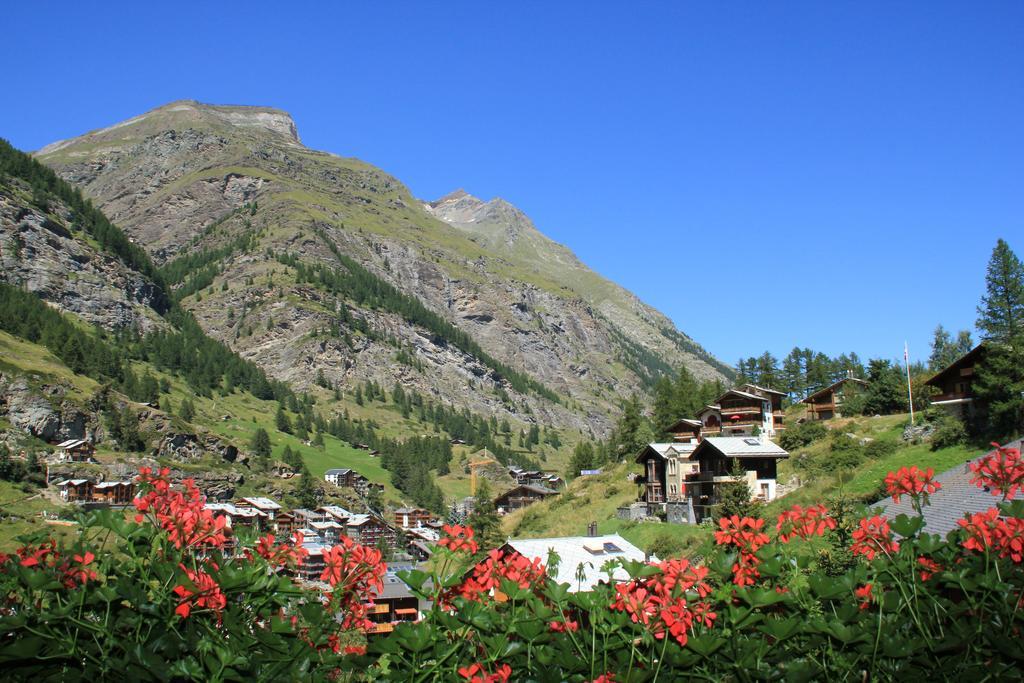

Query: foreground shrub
(5, 447), (1024, 680)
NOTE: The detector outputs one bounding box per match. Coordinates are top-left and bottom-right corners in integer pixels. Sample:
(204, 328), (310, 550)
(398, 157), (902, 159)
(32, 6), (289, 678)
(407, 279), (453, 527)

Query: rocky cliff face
(36, 100), (730, 437)
(0, 175), (166, 332)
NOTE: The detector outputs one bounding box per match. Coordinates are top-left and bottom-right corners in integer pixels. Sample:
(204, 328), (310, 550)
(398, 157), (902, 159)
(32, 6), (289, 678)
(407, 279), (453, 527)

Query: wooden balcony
(931, 392), (973, 404)
(719, 405), (761, 415)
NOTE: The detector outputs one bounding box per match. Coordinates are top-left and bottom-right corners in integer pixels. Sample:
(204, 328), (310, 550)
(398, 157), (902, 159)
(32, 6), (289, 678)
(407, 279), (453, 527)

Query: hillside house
(364, 573), (421, 636)
(394, 507), (435, 529)
(309, 520), (345, 544)
(926, 344), (986, 421)
(494, 484), (558, 513)
(699, 385), (786, 438)
(271, 510), (298, 537)
(344, 514), (395, 548)
(635, 442), (700, 507)
(324, 468), (381, 496)
(688, 437), (789, 521)
(53, 439), (96, 463)
(238, 496), (282, 515)
(801, 377), (869, 420)
(91, 481), (135, 505)
(293, 508), (326, 526)
(204, 503), (265, 529)
(54, 478), (93, 502)
(664, 418), (703, 442)
(318, 505), (354, 523)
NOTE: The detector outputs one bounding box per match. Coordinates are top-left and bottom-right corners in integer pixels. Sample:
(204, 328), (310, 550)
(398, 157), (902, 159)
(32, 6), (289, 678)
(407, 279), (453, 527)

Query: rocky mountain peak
(37, 100), (300, 156)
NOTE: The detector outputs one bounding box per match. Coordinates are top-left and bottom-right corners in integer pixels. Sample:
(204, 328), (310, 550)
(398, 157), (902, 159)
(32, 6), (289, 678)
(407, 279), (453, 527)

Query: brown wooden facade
(801, 378), (868, 420)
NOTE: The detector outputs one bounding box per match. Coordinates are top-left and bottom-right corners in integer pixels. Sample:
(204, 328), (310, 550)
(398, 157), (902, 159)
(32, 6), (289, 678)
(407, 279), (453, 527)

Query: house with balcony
(801, 377), (869, 420)
(699, 384), (786, 438)
(688, 436), (789, 521)
(635, 442), (700, 508)
(494, 484), (558, 513)
(926, 344), (986, 421)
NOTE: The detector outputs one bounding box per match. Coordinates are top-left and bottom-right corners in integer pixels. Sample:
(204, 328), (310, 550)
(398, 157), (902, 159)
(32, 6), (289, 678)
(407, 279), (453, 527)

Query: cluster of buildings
(53, 478), (135, 504)
(633, 383), (793, 523)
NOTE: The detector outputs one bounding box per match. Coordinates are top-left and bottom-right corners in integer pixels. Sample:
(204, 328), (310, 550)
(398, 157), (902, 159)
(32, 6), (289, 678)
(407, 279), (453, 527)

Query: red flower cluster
(970, 443), (1024, 501)
(61, 551), (98, 588)
(248, 532), (309, 568)
(15, 540), (98, 588)
(959, 507), (1024, 564)
(775, 504), (837, 543)
(320, 535), (387, 631)
(854, 583), (874, 610)
(851, 516), (899, 560)
(549, 618), (579, 633)
(438, 524), (478, 554)
(885, 466), (941, 504)
(457, 662), (512, 682)
(916, 556), (942, 581)
(173, 564), (227, 620)
(454, 549), (547, 603)
(714, 515), (770, 586)
(610, 557), (715, 647)
(134, 468), (228, 550)
(16, 539), (60, 569)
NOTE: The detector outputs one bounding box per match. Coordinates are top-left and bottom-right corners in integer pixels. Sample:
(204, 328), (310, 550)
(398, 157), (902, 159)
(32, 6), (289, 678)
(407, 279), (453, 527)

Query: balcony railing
(931, 392), (973, 403)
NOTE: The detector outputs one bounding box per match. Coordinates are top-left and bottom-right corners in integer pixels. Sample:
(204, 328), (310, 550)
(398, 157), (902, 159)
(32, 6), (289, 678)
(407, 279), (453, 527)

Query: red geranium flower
(885, 466), (941, 505)
(969, 443), (1024, 500)
(851, 516), (899, 560)
(458, 662), (512, 683)
(173, 565), (227, 620)
(776, 504), (837, 543)
(438, 524), (479, 554)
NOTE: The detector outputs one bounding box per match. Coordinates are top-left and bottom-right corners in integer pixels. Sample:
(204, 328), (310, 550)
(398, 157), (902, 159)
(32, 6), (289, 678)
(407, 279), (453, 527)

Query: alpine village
(1, 8), (1023, 681)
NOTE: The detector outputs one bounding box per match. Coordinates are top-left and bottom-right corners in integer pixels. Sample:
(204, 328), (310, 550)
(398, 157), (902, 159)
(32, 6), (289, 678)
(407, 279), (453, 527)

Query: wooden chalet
(91, 481), (135, 505)
(53, 439), (96, 463)
(364, 574), (420, 636)
(494, 484), (557, 513)
(688, 437), (789, 521)
(801, 377), (868, 420)
(926, 344), (986, 420)
(394, 507), (435, 529)
(271, 510), (298, 537)
(324, 468), (380, 496)
(344, 514), (395, 548)
(54, 478), (93, 503)
(664, 418), (703, 443)
(699, 384), (786, 438)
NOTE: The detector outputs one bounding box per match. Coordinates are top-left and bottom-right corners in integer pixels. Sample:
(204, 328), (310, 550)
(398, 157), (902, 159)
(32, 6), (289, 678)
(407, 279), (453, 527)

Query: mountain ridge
(34, 100), (730, 437)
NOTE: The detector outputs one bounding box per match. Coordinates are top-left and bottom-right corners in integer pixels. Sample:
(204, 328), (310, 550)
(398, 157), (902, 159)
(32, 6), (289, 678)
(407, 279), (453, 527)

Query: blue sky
(2, 2), (1021, 368)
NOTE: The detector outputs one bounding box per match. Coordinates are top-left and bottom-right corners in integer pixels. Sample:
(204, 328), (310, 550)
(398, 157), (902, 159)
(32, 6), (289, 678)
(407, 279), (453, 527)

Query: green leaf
(889, 513), (924, 538)
(686, 634), (726, 657)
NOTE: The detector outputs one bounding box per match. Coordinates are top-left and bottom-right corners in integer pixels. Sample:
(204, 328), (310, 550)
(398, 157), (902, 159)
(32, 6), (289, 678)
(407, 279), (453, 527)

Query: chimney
(587, 521), (598, 537)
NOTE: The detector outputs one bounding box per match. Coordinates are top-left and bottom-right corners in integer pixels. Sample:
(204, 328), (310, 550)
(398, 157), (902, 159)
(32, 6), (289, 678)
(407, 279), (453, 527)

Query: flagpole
(904, 341), (915, 425)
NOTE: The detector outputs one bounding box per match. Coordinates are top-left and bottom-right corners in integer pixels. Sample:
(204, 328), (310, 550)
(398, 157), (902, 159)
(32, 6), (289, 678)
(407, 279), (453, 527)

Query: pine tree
(178, 398), (195, 422)
(295, 465), (320, 509)
(975, 239), (1024, 438)
(275, 406), (292, 434)
(251, 428), (271, 457)
(716, 459), (758, 519)
(977, 239), (1024, 343)
(468, 478), (502, 553)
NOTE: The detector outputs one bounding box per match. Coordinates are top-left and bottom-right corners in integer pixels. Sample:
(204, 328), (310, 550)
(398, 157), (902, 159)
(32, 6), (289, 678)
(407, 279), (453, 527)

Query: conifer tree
(974, 239), (1024, 438)
(251, 428), (271, 458)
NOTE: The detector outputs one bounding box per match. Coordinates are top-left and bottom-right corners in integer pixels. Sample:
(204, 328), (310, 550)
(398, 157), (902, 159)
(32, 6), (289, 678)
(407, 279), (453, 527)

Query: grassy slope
(501, 411), (989, 554)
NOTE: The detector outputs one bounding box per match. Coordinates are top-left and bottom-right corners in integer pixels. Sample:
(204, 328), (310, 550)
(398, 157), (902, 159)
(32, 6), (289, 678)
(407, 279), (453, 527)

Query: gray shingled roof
(871, 439), (1023, 537)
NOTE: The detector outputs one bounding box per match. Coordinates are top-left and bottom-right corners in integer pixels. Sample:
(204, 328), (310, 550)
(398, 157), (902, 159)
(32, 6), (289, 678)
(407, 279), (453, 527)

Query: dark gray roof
(871, 439), (1023, 537)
